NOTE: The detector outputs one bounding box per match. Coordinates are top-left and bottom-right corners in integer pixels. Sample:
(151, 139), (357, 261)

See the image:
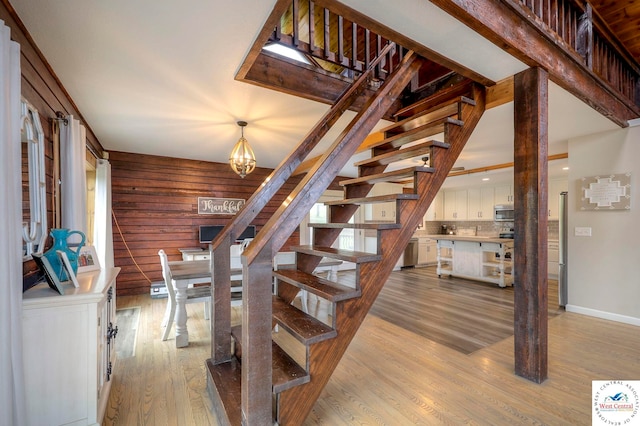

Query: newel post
(241, 243), (273, 424)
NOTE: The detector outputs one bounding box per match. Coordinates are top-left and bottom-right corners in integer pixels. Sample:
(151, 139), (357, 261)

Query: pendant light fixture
(229, 120), (256, 178)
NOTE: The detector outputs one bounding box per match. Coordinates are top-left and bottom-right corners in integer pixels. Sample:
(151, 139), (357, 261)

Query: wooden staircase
(206, 45), (486, 425)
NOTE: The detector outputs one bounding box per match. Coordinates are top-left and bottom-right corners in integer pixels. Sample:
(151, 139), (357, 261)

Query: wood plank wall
(110, 151), (343, 297)
(3, 0), (346, 297)
(1, 1), (104, 287)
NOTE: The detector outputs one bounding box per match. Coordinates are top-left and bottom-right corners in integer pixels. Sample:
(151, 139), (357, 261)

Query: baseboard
(565, 304), (640, 326)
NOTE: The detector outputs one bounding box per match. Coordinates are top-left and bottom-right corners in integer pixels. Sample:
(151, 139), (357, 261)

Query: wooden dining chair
(158, 250), (211, 341)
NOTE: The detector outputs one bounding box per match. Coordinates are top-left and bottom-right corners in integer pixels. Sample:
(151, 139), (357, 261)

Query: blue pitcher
(43, 228), (86, 282)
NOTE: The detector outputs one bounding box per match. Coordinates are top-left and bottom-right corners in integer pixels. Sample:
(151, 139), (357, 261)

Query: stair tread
(324, 193), (419, 206)
(368, 118), (460, 152)
(273, 269), (361, 302)
(339, 166), (435, 186)
(355, 140), (450, 167)
(271, 340), (310, 393)
(393, 94), (475, 119)
(272, 295), (337, 345)
(230, 326), (310, 394)
(291, 245), (382, 263)
(308, 222), (401, 230)
(206, 358), (242, 426)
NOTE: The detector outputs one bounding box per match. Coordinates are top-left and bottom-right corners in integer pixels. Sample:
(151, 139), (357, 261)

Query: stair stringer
(276, 83), (487, 425)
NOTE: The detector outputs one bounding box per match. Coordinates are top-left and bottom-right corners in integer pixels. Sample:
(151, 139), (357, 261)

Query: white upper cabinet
(424, 191), (443, 222)
(443, 189), (468, 221)
(494, 184), (514, 204)
(366, 182), (402, 221)
(467, 187), (495, 220)
(425, 179), (567, 223)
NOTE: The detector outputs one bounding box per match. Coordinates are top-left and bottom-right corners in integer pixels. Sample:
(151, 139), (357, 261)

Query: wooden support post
(211, 234), (233, 363)
(513, 66), (549, 384)
(241, 245), (273, 425)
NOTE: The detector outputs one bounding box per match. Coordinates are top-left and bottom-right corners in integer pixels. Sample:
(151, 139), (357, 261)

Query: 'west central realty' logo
(593, 381), (639, 425)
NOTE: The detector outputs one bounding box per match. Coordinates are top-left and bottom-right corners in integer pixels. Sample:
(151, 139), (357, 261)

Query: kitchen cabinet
(424, 191), (443, 222)
(467, 187), (495, 220)
(22, 267), (120, 426)
(417, 237), (437, 266)
(443, 189), (468, 220)
(548, 180), (568, 219)
(494, 184), (514, 204)
(365, 182), (402, 221)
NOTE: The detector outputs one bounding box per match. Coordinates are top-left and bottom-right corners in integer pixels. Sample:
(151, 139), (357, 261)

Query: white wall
(566, 124), (640, 325)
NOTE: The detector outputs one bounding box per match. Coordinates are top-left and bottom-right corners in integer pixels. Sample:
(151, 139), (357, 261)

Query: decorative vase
(42, 228), (86, 282)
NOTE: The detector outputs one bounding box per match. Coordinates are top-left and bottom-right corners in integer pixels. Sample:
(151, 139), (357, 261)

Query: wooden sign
(198, 197), (245, 215)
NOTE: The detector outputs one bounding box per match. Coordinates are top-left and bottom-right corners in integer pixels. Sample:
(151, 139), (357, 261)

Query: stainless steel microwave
(494, 204), (515, 222)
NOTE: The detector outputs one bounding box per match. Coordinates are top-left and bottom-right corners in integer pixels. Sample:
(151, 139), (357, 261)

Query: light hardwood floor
(104, 266), (640, 425)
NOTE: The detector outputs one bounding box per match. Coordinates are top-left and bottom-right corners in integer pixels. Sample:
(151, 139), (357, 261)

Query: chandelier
(229, 120), (256, 178)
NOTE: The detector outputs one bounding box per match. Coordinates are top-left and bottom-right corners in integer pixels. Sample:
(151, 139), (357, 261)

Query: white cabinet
(548, 180), (568, 219)
(23, 267), (120, 426)
(424, 191), (443, 222)
(417, 237), (437, 266)
(467, 187), (495, 220)
(443, 189), (468, 220)
(365, 182), (402, 221)
(494, 184), (514, 204)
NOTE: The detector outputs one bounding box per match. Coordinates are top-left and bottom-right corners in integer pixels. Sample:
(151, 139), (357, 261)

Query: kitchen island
(435, 236), (514, 287)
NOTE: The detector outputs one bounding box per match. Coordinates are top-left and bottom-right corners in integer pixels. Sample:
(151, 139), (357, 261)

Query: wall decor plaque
(198, 197), (245, 215)
(580, 173), (631, 211)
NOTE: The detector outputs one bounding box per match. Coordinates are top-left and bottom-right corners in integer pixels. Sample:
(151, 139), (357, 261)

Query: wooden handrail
(242, 50), (420, 265)
(210, 42), (397, 252)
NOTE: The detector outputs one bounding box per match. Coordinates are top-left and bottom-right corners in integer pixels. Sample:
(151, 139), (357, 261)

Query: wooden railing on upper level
(269, 0), (407, 82)
(514, 0), (639, 107)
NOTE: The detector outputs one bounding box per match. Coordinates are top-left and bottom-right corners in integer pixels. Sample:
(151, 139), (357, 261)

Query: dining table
(168, 259), (241, 348)
(166, 254), (341, 348)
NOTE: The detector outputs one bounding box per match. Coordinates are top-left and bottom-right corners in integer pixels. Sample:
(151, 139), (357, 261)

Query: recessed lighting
(482, 177), (490, 181)
(562, 167), (569, 170)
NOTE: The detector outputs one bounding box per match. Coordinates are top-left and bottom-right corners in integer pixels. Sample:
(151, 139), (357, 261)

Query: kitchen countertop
(427, 235), (514, 244)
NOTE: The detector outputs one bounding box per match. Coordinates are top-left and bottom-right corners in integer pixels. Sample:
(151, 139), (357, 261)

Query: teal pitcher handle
(68, 230), (86, 253)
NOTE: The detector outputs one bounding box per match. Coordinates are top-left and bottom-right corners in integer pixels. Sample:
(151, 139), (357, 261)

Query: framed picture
(77, 245), (101, 273)
(57, 250), (80, 288)
(32, 253), (65, 295)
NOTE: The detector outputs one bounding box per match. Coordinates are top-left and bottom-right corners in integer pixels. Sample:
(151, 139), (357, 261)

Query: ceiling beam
(428, 0), (639, 127)
(447, 153), (567, 177)
(486, 76), (514, 109)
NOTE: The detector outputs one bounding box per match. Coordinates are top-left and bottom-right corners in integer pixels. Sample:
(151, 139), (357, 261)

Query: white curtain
(94, 159), (114, 269)
(0, 20), (26, 425)
(60, 116), (87, 244)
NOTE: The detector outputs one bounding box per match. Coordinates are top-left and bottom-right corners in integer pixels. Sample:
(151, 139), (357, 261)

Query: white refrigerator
(558, 191), (568, 306)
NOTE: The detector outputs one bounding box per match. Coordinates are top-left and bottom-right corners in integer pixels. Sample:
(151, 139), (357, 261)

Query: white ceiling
(11, 0), (618, 187)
